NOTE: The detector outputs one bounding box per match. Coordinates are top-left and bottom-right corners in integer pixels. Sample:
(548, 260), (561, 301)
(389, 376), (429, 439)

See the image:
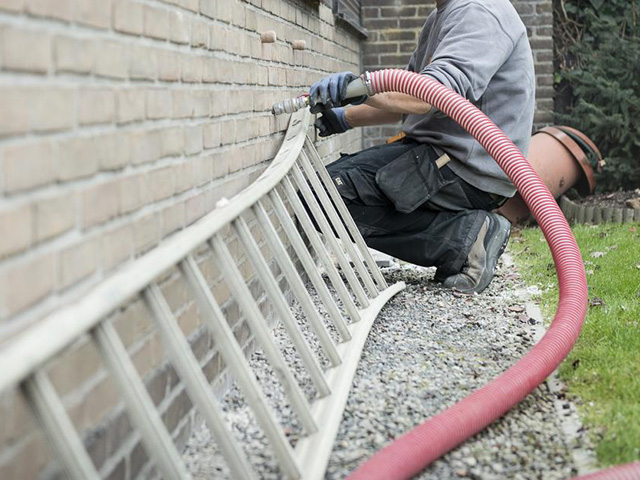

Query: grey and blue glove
(314, 107), (351, 137)
(308, 71), (368, 114)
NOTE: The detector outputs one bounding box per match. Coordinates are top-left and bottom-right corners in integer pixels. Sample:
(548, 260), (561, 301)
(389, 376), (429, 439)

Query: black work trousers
(325, 139), (504, 277)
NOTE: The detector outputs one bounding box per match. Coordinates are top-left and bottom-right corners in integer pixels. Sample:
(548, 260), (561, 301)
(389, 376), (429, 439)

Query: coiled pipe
(343, 69), (596, 479)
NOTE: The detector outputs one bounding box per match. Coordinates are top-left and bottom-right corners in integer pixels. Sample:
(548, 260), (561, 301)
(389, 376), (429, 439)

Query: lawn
(510, 222), (640, 467)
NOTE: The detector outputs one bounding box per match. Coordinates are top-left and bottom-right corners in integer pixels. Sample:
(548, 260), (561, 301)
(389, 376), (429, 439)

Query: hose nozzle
(271, 95), (309, 116)
(271, 72), (374, 116)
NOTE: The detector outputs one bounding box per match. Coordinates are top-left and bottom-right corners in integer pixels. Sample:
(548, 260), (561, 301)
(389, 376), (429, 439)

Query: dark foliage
(555, 0), (640, 192)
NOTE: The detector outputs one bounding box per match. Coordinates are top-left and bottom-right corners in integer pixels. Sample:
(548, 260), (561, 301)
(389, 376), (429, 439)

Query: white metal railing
(0, 108), (405, 480)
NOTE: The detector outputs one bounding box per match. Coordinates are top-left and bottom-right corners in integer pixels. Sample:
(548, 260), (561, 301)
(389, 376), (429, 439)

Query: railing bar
(23, 371), (101, 480)
(303, 138), (388, 290)
(92, 321), (191, 480)
(232, 217), (331, 398)
(209, 236), (318, 435)
(143, 285), (257, 480)
(180, 256), (301, 479)
(298, 151), (380, 297)
(279, 177), (361, 324)
(267, 190), (352, 342)
(251, 202), (342, 367)
(289, 164), (370, 308)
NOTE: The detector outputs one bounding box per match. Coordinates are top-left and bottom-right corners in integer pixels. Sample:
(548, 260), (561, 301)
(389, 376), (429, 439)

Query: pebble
(181, 255), (592, 479)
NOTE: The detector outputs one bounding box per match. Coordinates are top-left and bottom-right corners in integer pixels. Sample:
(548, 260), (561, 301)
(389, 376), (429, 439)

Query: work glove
(308, 72), (368, 114)
(314, 107), (351, 137)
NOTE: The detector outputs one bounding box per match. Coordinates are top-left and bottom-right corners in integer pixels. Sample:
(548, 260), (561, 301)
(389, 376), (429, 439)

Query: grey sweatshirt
(402, 0), (535, 197)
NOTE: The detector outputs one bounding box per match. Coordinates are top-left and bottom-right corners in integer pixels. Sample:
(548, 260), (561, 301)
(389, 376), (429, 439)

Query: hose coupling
(271, 95), (309, 116)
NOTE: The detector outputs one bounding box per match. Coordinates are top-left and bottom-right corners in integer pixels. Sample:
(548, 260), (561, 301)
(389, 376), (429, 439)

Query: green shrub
(555, 0), (640, 192)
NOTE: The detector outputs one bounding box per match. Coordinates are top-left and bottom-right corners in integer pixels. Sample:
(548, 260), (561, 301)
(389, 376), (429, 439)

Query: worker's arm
(343, 93), (432, 127)
(366, 92), (433, 115)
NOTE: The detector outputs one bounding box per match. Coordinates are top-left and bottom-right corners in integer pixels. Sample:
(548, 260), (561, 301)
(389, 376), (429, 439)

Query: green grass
(510, 222), (640, 467)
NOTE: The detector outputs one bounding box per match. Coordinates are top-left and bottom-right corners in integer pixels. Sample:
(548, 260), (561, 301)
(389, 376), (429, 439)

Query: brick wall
(0, 0), (363, 478)
(361, 0), (554, 148)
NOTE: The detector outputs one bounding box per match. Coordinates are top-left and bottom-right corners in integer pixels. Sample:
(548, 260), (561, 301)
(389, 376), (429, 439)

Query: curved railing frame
(0, 108), (404, 480)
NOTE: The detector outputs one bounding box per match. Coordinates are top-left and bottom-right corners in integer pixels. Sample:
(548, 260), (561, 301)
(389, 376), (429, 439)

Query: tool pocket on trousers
(375, 144), (451, 214)
(332, 168), (390, 206)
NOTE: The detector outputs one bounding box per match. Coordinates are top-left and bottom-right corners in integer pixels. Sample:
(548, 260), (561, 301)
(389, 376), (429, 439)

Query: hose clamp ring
(362, 71), (375, 96)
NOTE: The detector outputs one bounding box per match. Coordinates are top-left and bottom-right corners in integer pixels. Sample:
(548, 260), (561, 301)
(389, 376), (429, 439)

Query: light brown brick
(185, 193), (205, 225)
(149, 166), (174, 201)
(55, 35), (94, 73)
(227, 90), (253, 114)
(0, 391), (30, 446)
(2, 141), (55, 192)
(164, 0), (197, 12)
(199, 0), (215, 18)
(0, 88), (29, 135)
(78, 88), (115, 125)
(184, 125), (203, 155)
(172, 90), (195, 119)
(191, 19), (208, 48)
(202, 122), (221, 149)
(219, 119), (235, 146)
(157, 49), (181, 81)
(47, 338), (101, 396)
(193, 155), (213, 186)
(31, 88), (75, 133)
(160, 270), (188, 313)
(173, 163), (193, 193)
(202, 57), (223, 83)
(82, 180), (120, 228)
(146, 89), (172, 119)
(181, 56), (202, 83)
(78, 376), (119, 429)
(113, 0), (143, 35)
(1, 26), (50, 73)
(0, 0), (23, 12)
(129, 45), (157, 80)
(96, 132), (130, 171)
(0, 252), (55, 319)
(208, 24), (226, 52)
(161, 202), (185, 237)
(211, 93), (227, 116)
(95, 40), (128, 79)
(56, 136), (99, 181)
(132, 334), (162, 379)
(169, 10), (190, 44)
(0, 435), (51, 480)
(161, 126), (183, 157)
(211, 151), (229, 177)
(26, 0), (72, 20)
(58, 237), (97, 289)
(75, 0), (111, 29)
(178, 302), (200, 336)
(133, 213), (160, 254)
(192, 90), (210, 117)
(35, 192), (75, 242)
(102, 224), (133, 270)
(119, 173), (149, 214)
(0, 203), (33, 259)
(116, 88), (145, 124)
(129, 129), (162, 165)
(144, 5), (170, 40)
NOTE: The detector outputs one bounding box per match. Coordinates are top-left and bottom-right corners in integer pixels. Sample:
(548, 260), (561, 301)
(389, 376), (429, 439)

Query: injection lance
(271, 73), (375, 115)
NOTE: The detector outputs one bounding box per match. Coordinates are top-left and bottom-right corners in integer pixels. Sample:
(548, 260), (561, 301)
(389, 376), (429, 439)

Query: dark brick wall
(361, 0), (554, 148)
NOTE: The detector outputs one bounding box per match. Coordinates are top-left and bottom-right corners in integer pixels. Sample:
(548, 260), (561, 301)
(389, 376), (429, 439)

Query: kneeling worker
(309, 0), (535, 294)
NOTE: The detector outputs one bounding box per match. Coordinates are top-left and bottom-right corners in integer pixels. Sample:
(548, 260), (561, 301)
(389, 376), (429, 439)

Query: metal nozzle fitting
(271, 96), (309, 116)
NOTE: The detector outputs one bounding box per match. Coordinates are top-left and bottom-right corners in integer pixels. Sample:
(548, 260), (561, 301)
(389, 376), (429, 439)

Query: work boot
(440, 213), (511, 294)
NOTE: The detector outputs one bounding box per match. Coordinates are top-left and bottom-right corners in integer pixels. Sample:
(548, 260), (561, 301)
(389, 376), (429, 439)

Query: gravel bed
(182, 253), (590, 479)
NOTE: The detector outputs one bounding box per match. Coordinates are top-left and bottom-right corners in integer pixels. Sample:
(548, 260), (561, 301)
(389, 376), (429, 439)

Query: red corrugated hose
(344, 69), (639, 480)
